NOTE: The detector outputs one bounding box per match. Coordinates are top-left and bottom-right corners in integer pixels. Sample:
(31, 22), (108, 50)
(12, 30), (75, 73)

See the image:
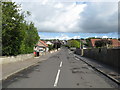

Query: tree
(68, 40), (80, 48)
(48, 44), (54, 51)
(118, 38), (120, 41)
(2, 2), (40, 56)
(2, 2), (25, 55)
(95, 39), (112, 48)
(95, 40), (104, 47)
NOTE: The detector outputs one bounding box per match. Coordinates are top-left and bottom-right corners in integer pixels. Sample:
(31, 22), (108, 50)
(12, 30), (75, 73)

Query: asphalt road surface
(3, 47), (118, 88)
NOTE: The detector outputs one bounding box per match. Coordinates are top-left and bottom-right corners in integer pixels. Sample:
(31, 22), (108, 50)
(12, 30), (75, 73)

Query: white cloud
(37, 3), (86, 32)
(13, 0), (119, 2)
(73, 36), (80, 39)
(39, 34), (80, 40)
(54, 3), (64, 8)
(80, 2), (118, 33)
(102, 36), (108, 38)
(13, 1), (118, 33)
(41, 0), (48, 5)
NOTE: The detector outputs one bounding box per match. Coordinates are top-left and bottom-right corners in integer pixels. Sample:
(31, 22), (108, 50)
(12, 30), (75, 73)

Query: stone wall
(0, 49), (60, 65)
(75, 48), (120, 70)
(0, 53), (34, 64)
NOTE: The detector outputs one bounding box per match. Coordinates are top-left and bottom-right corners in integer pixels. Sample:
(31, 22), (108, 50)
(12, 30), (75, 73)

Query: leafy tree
(2, 2), (25, 55)
(2, 2), (40, 56)
(68, 40), (80, 48)
(95, 39), (112, 48)
(95, 40), (103, 47)
(118, 38), (120, 41)
(48, 44), (54, 51)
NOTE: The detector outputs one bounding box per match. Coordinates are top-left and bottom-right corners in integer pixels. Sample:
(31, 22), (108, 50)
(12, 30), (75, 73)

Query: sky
(13, 0), (119, 40)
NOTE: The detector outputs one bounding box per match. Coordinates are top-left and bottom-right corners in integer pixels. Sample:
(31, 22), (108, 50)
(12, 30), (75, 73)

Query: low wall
(0, 53), (34, 64)
(74, 48), (81, 55)
(75, 48), (120, 70)
(0, 49), (60, 65)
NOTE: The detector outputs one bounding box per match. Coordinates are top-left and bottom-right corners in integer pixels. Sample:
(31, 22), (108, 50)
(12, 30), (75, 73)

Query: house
(46, 41), (53, 45)
(36, 40), (49, 52)
(90, 39), (101, 47)
(109, 39), (120, 47)
(90, 39), (120, 48)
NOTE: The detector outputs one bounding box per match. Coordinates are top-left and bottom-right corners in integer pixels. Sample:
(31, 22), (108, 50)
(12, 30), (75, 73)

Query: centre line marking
(54, 69), (61, 87)
(59, 61), (63, 67)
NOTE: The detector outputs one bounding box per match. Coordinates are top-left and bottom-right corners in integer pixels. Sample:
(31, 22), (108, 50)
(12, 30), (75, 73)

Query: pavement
(2, 47), (119, 88)
(74, 53), (120, 85)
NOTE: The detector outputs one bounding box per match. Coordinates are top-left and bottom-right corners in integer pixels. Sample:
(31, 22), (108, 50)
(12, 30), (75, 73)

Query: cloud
(102, 36), (108, 38)
(54, 3), (64, 8)
(80, 2), (118, 33)
(39, 34), (80, 40)
(13, 0), (118, 33)
(34, 3), (86, 32)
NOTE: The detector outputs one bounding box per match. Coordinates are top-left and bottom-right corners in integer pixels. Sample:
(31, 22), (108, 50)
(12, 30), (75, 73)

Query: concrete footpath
(1, 50), (60, 81)
(74, 54), (120, 85)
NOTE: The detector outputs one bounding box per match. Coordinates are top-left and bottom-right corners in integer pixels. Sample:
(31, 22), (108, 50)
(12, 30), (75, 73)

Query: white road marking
(59, 61), (63, 67)
(54, 69), (61, 87)
(75, 58), (80, 61)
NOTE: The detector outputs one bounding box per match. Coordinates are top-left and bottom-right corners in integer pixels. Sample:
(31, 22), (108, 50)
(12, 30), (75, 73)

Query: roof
(110, 39), (120, 47)
(37, 40), (48, 47)
(90, 39), (101, 47)
(90, 39), (120, 47)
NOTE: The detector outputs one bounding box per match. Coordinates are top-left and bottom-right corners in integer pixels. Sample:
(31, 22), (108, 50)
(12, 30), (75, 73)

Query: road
(3, 47), (118, 88)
